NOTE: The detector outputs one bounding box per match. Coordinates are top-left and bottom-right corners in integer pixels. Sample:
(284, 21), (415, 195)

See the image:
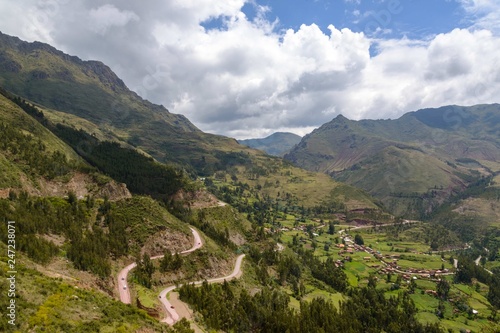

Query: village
(277, 219), (456, 283)
(334, 237), (452, 280)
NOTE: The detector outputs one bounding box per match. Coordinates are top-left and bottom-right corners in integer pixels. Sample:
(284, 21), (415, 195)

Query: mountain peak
(0, 31), (127, 92)
(0, 31), (201, 134)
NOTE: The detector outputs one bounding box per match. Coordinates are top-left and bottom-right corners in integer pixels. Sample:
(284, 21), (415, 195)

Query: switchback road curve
(159, 254), (246, 325)
(118, 227), (203, 304)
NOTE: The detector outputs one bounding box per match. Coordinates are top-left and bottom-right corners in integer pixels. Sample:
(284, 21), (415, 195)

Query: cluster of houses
(279, 223), (454, 280)
(336, 238), (452, 279)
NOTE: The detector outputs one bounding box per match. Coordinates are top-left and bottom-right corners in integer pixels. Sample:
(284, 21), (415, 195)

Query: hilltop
(285, 106), (500, 217)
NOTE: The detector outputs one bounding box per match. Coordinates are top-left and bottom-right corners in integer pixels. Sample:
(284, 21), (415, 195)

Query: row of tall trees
(179, 281), (443, 333)
(52, 124), (186, 202)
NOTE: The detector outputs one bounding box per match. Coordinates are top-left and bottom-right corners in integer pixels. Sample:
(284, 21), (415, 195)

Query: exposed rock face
(0, 188), (11, 198)
(0, 172), (131, 200)
(38, 173), (132, 200)
(172, 189), (222, 208)
(83, 60), (127, 92)
(0, 51), (21, 73)
(141, 230), (192, 257)
(96, 181), (131, 201)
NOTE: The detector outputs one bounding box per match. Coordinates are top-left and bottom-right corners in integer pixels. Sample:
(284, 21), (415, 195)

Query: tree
(368, 274), (377, 288)
(256, 261), (269, 285)
(171, 252), (183, 270)
(67, 191), (77, 205)
(328, 222), (335, 235)
(436, 300), (445, 318)
(142, 254), (155, 277)
(437, 279), (450, 300)
(172, 318), (195, 333)
(480, 256), (487, 266)
(488, 276), (500, 309)
(135, 254), (155, 288)
(160, 250), (173, 272)
(354, 233), (364, 245)
(409, 278), (417, 294)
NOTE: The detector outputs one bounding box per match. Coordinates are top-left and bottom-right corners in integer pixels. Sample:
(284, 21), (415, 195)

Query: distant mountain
(285, 106), (500, 217)
(238, 132), (302, 156)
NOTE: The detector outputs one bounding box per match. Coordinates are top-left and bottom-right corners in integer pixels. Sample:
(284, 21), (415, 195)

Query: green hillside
(0, 31), (268, 175)
(0, 250), (175, 333)
(285, 106), (500, 217)
(0, 91), (135, 200)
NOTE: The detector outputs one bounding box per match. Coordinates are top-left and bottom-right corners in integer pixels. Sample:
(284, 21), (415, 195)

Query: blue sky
(0, 0), (499, 138)
(235, 0), (469, 39)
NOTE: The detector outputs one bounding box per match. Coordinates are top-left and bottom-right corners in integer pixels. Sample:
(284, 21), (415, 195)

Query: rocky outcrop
(0, 172), (131, 200)
(171, 189), (222, 209)
(95, 181), (131, 201)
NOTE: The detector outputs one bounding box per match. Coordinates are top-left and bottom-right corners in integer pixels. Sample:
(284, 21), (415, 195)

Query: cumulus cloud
(0, 0), (499, 139)
(88, 4), (139, 35)
(460, 0), (500, 33)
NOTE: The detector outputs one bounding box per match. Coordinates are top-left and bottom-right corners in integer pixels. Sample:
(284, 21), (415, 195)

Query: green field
(274, 219), (500, 332)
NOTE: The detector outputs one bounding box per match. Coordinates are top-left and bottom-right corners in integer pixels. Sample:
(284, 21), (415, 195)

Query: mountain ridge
(285, 104), (500, 217)
(238, 132), (302, 156)
(0, 32), (380, 211)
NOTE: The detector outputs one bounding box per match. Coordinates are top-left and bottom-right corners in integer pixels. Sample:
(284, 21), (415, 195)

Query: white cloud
(459, 0), (500, 33)
(344, 28), (500, 119)
(88, 4), (139, 35)
(0, 0), (499, 139)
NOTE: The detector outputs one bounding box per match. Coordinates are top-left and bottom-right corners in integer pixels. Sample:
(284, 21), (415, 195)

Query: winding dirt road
(118, 227), (203, 304)
(159, 254), (246, 325)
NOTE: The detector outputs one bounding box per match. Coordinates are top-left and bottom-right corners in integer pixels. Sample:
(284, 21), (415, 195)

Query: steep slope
(239, 132), (302, 156)
(0, 32), (196, 131)
(0, 91), (130, 200)
(285, 106), (500, 217)
(0, 31), (258, 175)
(0, 248), (174, 333)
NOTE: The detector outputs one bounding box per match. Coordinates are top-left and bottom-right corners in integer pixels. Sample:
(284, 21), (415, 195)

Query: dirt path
(118, 227), (203, 304)
(169, 292), (205, 333)
(159, 254), (246, 325)
(118, 226), (245, 327)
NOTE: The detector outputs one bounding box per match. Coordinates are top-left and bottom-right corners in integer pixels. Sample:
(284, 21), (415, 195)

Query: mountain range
(0, 31), (260, 176)
(2, 30), (500, 333)
(1, 29), (499, 220)
(285, 107), (500, 217)
(0, 31), (377, 211)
